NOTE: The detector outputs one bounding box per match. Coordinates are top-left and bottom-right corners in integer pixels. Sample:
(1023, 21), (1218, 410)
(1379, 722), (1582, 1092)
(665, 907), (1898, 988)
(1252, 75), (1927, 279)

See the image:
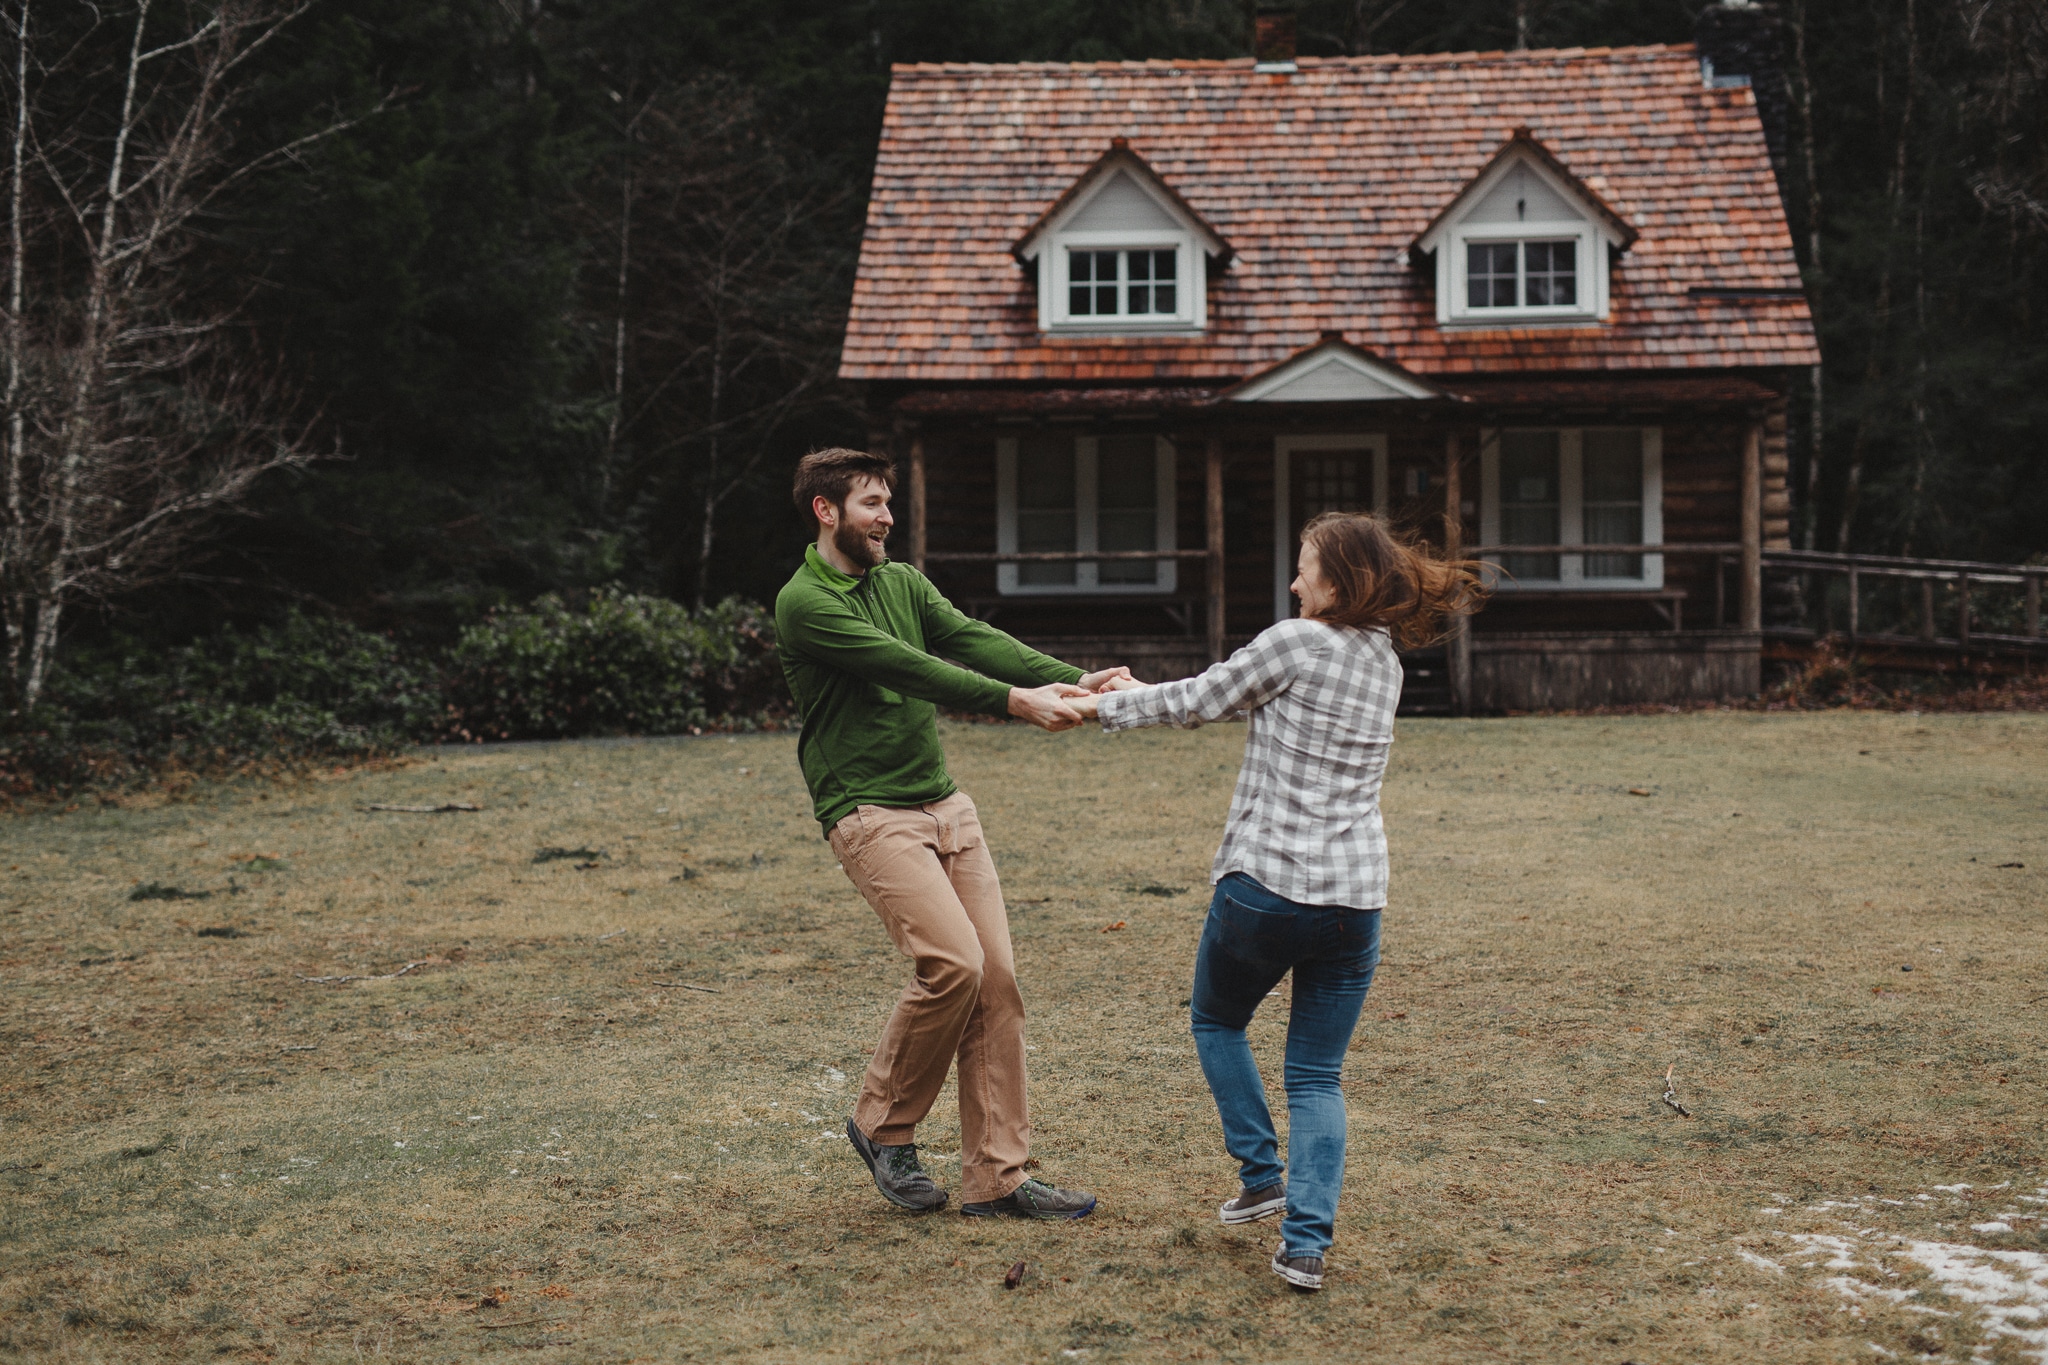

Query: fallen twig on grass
(534, 847), (605, 864)
(474, 1319), (552, 1331)
(129, 882), (211, 902)
(1661, 1063), (1692, 1117)
(296, 961), (430, 985)
(278, 1045), (317, 1052)
(645, 980), (718, 993)
(363, 802), (482, 813)
(597, 929), (627, 941)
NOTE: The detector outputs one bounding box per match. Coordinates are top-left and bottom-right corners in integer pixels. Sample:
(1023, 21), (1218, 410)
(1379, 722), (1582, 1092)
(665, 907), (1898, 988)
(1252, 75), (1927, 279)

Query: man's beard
(833, 518), (888, 570)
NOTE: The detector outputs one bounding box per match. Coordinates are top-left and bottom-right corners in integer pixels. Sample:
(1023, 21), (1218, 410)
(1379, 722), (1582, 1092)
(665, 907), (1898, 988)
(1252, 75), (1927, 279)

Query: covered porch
(879, 370), (1785, 713)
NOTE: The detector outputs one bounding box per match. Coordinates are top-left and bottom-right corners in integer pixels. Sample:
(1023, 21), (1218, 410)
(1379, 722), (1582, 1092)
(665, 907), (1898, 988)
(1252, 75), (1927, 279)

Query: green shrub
(440, 590), (784, 741)
(0, 612), (439, 793)
(0, 593), (787, 794)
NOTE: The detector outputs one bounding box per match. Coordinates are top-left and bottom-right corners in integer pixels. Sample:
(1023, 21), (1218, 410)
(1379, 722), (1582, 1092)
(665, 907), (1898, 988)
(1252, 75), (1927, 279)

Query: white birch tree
(0, 0), (378, 708)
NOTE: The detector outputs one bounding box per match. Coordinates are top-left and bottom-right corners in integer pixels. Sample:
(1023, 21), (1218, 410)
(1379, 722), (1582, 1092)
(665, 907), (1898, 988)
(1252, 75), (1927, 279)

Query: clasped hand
(1007, 667), (1150, 732)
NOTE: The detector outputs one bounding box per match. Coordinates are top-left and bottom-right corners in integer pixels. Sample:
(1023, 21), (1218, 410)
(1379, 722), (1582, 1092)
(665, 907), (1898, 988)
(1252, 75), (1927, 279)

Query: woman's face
(1292, 542), (1336, 618)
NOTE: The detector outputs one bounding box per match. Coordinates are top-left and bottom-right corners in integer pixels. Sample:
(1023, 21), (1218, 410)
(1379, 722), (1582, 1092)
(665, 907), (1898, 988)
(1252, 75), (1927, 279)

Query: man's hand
(1008, 683), (1088, 731)
(1100, 675), (1149, 692)
(1077, 666), (1133, 693)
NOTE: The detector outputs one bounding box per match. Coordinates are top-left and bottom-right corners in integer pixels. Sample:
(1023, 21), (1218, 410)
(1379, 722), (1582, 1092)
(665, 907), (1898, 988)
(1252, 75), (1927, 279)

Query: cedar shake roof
(841, 46), (1820, 385)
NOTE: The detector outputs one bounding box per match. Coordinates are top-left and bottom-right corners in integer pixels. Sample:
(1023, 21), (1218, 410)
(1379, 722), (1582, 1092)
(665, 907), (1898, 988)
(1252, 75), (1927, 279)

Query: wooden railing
(1761, 548), (2046, 647)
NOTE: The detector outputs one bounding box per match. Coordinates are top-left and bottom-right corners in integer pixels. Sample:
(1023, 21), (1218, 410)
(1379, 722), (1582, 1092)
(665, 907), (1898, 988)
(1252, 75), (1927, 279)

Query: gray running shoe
(1219, 1181), (1286, 1225)
(960, 1176), (1097, 1220)
(845, 1119), (947, 1211)
(1271, 1245), (1325, 1292)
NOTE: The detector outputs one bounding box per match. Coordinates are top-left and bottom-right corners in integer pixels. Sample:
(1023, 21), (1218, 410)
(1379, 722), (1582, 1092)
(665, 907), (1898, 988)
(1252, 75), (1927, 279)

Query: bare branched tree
(575, 75), (848, 607)
(0, 0), (381, 708)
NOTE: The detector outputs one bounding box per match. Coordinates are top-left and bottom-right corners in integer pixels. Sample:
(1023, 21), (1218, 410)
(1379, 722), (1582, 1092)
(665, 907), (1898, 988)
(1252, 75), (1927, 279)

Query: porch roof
(843, 46), (1819, 385)
(888, 372), (1785, 420)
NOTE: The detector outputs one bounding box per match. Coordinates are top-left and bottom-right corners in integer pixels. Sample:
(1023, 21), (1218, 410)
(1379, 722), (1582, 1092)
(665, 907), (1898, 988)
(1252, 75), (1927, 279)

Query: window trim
(1272, 433), (1389, 622)
(1040, 231), (1201, 331)
(1478, 427), (1663, 591)
(995, 434), (1179, 597)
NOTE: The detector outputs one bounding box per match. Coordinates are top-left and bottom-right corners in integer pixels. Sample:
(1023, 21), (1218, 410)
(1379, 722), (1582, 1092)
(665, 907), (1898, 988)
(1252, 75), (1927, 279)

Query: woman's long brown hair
(1298, 511), (1489, 649)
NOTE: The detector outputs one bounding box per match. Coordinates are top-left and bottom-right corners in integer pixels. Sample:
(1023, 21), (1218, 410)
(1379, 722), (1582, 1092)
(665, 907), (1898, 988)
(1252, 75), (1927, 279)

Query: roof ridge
(887, 43), (1696, 76)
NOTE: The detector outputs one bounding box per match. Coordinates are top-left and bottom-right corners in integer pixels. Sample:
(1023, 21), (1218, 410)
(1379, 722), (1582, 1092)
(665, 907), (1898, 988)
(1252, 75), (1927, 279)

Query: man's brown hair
(1298, 511), (1488, 648)
(793, 447), (895, 522)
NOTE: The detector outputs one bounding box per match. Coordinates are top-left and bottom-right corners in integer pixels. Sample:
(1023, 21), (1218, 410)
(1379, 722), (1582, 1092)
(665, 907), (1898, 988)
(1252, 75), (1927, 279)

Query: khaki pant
(828, 792), (1029, 1203)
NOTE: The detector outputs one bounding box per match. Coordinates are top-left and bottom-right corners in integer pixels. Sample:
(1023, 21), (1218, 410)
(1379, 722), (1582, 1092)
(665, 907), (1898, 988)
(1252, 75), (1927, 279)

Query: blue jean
(1190, 872), (1381, 1257)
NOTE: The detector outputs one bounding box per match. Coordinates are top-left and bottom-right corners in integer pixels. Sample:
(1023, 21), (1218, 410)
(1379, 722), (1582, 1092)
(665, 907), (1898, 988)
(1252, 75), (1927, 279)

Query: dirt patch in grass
(0, 714), (2043, 1362)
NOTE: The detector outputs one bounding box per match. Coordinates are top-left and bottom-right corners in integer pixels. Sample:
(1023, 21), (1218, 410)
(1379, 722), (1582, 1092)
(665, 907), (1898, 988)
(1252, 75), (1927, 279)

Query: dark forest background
(12, 0), (2048, 662)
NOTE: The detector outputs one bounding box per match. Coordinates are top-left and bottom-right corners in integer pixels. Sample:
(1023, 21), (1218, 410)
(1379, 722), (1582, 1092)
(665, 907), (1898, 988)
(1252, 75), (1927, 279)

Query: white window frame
(1451, 232), (1599, 320)
(1272, 433), (1388, 622)
(995, 434), (1178, 596)
(1416, 150), (1623, 327)
(1046, 237), (1198, 330)
(1478, 427), (1663, 591)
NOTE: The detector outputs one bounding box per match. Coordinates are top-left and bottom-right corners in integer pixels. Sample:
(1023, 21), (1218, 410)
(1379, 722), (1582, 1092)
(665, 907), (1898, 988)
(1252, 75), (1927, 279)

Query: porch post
(1444, 430), (1472, 715)
(1206, 438), (1226, 664)
(1740, 420), (1763, 633)
(906, 428), (928, 572)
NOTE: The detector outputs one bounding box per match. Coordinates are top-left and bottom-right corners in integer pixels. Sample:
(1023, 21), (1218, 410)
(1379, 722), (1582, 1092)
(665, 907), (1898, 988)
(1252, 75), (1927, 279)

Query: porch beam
(906, 430), (928, 572)
(1206, 439), (1226, 664)
(1444, 431), (1471, 716)
(1740, 421), (1763, 633)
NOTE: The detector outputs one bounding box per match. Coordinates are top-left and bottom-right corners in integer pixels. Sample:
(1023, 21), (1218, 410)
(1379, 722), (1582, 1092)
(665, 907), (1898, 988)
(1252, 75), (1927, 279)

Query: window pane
(1069, 250), (1117, 316)
(1525, 239), (1577, 306)
(1016, 433), (1077, 585)
(1096, 436), (1158, 583)
(1295, 452), (1366, 521)
(1125, 249), (1177, 316)
(1467, 242), (1518, 308)
(1498, 430), (1560, 581)
(1581, 429), (1643, 578)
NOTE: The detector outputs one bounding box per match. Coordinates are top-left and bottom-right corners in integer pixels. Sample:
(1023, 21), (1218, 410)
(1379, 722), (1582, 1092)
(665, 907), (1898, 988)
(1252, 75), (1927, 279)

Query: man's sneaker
(960, 1177), (1098, 1220)
(1219, 1181), (1286, 1225)
(1271, 1246), (1325, 1292)
(845, 1119), (947, 1211)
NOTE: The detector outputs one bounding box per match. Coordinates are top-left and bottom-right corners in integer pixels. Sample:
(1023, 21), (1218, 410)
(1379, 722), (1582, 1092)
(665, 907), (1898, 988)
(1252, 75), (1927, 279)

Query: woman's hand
(1076, 666), (1133, 692)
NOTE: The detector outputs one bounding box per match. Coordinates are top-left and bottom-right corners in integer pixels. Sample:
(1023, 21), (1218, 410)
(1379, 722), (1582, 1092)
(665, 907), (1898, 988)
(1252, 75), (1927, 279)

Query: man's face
(823, 476), (893, 569)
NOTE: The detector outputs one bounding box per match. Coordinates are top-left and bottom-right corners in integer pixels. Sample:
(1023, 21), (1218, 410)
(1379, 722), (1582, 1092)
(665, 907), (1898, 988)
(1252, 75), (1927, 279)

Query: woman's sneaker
(845, 1119), (947, 1211)
(960, 1177), (1097, 1220)
(1271, 1246), (1325, 1292)
(1219, 1181), (1285, 1225)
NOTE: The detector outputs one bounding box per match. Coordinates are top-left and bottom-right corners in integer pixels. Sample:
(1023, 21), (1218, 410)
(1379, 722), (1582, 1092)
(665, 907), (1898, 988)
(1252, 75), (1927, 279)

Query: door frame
(1272, 433), (1388, 622)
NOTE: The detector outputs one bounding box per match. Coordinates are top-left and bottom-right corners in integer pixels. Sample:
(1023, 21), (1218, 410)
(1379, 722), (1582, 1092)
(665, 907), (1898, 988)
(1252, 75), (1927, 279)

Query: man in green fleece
(776, 446), (1123, 1220)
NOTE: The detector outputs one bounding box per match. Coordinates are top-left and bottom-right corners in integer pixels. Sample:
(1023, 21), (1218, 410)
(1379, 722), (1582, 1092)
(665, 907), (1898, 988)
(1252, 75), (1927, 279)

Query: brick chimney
(1696, 1), (1788, 179)
(1254, 6), (1297, 73)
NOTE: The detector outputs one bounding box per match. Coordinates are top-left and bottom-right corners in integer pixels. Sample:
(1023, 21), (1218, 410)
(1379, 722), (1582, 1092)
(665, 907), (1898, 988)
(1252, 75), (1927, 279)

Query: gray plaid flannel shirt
(1097, 617), (1401, 909)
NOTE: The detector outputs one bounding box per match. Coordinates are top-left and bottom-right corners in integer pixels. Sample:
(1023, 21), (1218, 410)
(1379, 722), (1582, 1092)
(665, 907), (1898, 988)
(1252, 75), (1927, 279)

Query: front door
(1275, 436), (1383, 620)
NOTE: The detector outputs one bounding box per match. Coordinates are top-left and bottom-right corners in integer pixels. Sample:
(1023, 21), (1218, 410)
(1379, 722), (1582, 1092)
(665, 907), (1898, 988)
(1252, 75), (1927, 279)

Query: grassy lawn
(3, 712), (2045, 1363)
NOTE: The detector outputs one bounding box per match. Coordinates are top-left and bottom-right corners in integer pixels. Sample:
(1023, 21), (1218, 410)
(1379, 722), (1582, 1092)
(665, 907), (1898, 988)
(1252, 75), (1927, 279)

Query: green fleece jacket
(775, 545), (1083, 831)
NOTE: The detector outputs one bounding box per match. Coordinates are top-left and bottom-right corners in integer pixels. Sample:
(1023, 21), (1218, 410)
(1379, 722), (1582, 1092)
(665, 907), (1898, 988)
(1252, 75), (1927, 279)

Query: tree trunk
(3, 0), (31, 704)
(1791, 1), (1827, 550)
(1835, 0), (1916, 554)
(695, 313), (726, 610)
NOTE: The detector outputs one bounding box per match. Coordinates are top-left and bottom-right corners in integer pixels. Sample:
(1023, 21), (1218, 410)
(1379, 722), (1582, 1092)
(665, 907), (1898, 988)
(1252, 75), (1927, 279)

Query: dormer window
(1412, 130), (1636, 328)
(1467, 238), (1576, 310)
(1014, 140), (1230, 334)
(1069, 247), (1179, 317)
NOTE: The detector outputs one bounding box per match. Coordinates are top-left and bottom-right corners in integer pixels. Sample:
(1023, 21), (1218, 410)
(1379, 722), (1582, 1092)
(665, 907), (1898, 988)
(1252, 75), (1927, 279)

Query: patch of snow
(1974, 1223), (2015, 1234)
(1737, 1249), (1785, 1274)
(1933, 1183), (1974, 1193)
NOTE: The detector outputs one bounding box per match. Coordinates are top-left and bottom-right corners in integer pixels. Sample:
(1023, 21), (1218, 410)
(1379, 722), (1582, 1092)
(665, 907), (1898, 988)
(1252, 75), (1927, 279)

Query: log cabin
(838, 8), (1819, 712)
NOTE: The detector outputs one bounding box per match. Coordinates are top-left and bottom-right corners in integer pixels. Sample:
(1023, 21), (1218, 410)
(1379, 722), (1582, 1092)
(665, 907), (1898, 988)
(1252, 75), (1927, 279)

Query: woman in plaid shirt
(1071, 512), (1481, 1292)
